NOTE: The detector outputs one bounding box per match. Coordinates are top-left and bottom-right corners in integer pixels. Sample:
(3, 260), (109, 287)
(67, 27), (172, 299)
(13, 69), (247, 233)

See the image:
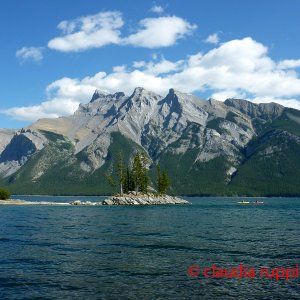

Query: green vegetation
(107, 151), (151, 195)
(228, 129), (300, 196)
(267, 110), (300, 137)
(106, 150), (172, 196)
(0, 132), (142, 195)
(156, 165), (170, 194)
(1, 117), (300, 196)
(157, 149), (230, 196)
(0, 188), (10, 200)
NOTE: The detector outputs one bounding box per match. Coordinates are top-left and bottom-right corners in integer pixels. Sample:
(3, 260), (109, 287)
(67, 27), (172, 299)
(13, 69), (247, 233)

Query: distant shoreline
(10, 194), (300, 198)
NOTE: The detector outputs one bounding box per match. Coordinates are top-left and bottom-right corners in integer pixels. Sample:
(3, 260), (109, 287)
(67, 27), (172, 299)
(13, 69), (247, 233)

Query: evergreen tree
(160, 171), (170, 194)
(0, 188), (10, 200)
(105, 160), (116, 191)
(139, 152), (149, 193)
(132, 152), (149, 194)
(124, 167), (134, 194)
(117, 151), (126, 195)
(106, 151), (150, 195)
(132, 153), (142, 194)
(156, 165), (170, 194)
(157, 165), (162, 193)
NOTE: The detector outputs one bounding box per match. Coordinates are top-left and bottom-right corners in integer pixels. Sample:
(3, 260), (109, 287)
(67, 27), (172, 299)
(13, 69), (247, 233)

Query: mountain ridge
(1, 87), (299, 196)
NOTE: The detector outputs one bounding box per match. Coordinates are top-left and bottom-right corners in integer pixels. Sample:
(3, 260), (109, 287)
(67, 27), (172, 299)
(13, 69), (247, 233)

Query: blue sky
(1, 0), (300, 128)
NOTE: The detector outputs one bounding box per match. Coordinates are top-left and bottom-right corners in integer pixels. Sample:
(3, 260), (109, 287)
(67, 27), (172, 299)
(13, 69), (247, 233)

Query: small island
(102, 192), (190, 205)
(102, 151), (190, 205)
(0, 152), (190, 206)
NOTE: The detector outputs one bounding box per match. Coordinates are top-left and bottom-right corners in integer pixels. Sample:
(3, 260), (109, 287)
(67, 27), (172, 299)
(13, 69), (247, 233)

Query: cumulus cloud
(204, 33), (220, 44)
(16, 47), (43, 63)
(133, 61), (146, 68)
(124, 16), (197, 48)
(112, 65), (127, 73)
(277, 59), (300, 69)
(132, 57), (184, 75)
(211, 90), (247, 101)
(252, 96), (300, 110)
(47, 12), (197, 51)
(3, 99), (80, 122)
(2, 77), (95, 121)
(150, 5), (164, 14)
(48, 11), (124, 52)
(4, 37), (300, 121)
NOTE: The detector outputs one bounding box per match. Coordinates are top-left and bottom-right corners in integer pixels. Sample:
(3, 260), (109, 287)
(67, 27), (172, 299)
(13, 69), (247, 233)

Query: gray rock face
(0, 129), (14, 154)
(102, 193), (190, 205)
(30, 88), (241, 168)
(224, 98), (284, 120)
(1, 87), (296, 183)
(0, 128), (47, 177)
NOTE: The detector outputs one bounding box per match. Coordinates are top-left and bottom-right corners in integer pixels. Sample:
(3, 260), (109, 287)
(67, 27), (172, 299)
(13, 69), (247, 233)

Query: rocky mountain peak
(225, 98), (257, 110)
(1, 87), (300, 196)
(132, 86), (145, 94)
(130, 87), (160, 98)
(114, 91), (126, 99)
(168, 88), (175, 96)
(225, 98), (284, 119)
(162, 88), (182, 111)
(165, 88), (190, 100)
(127, 87), (162, 108)
(90, 89), (108, 102)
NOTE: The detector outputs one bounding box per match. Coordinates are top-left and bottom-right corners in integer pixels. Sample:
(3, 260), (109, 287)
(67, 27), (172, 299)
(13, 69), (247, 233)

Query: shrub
(0, 188), (11, 200)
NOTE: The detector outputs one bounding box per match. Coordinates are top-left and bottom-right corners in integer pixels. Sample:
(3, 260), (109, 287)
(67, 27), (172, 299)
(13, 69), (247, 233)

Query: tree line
(0, 188), (10, 200)
(107, 151), (170, 196)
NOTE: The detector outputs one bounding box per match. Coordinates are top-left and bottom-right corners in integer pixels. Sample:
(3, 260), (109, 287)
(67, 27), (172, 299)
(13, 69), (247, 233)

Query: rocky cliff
(1, 87), (299, 196)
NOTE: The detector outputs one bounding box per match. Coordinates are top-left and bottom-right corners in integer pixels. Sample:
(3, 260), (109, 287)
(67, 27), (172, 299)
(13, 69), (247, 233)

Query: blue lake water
(1, 196), (299, 299)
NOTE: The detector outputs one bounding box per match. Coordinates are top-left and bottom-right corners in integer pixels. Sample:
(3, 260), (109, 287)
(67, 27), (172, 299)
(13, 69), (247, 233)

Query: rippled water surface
(1, 196), (299, 299)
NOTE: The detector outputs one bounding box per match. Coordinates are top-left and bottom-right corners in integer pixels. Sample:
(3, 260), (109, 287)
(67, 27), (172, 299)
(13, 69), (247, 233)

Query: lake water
(1, 196), (299, 299)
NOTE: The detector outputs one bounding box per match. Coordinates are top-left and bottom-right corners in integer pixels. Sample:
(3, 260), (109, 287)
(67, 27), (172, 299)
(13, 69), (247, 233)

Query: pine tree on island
(107, 151), (170, 197)
(117, 151), (125, 196)
(156, 165), (170, 195)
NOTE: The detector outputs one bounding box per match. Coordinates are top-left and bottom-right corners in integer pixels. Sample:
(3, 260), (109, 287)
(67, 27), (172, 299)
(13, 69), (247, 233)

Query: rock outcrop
(0, 196), (188, 206)
(1, 87), (300, 196)
(102, 193), (190, 205)
(1, 199), (103, 205)
(0, 128), (47, 177)
(69, 200), (102, 206)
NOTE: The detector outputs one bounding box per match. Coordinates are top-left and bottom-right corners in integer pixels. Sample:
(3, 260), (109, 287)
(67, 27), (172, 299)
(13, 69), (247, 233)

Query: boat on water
(237, 200), (264, 204)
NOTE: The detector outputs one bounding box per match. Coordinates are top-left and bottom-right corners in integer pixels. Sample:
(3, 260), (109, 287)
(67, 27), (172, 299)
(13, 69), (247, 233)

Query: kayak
(238, 201), (250, 204)
(252, 201), (264, 204)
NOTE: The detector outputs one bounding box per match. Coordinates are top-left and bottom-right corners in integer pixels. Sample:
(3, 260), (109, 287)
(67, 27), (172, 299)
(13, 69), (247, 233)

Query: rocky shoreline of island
(0, 193), (190, 206)
(102, 193), (190, 205)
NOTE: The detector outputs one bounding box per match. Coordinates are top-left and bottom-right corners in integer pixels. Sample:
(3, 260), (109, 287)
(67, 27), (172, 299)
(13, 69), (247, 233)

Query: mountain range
(1, 87), (300, 196)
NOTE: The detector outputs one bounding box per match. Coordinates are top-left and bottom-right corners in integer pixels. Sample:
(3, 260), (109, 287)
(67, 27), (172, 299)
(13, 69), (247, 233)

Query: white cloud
(204, 33), (220, 44)
(2, 77), (93, 121)
(133, 61), (146, 68)
(133, 57), (184, 75)
(4, 37), (300, 121)
(211, 90), (247, 101)
(16, 47), (43, 63)
(150, 5), (164, 14)
(124, 16), (197, 48)
(48, 11), (124, 52)
(47, 12), (197, 51)
(252, 96), (300, 110)
(113, 65), (127, 72)
(3, 99), (80, 122)
(277, 59), (300, 69)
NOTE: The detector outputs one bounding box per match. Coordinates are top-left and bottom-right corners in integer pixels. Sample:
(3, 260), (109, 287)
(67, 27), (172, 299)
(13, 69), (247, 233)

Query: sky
(1, 0), (300, 129)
